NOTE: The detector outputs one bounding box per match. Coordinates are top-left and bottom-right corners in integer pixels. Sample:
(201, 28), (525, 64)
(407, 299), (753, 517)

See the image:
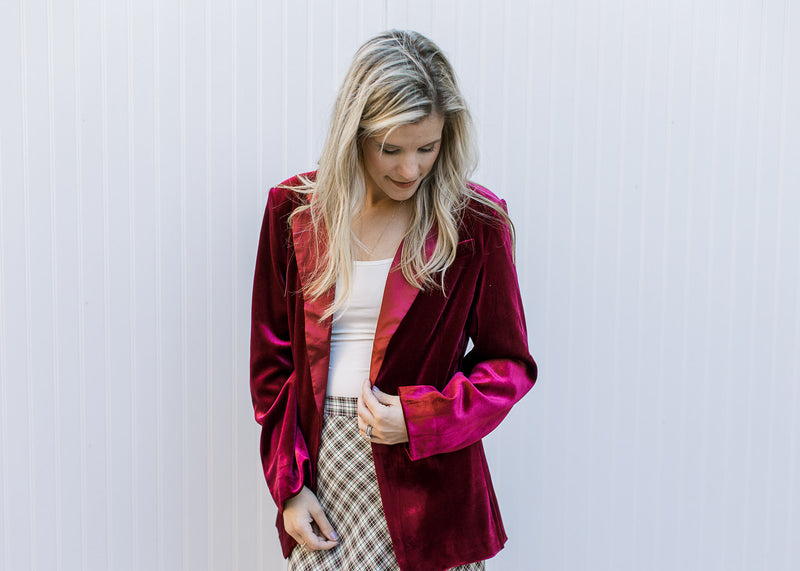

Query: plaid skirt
(288, 396), (485, 571)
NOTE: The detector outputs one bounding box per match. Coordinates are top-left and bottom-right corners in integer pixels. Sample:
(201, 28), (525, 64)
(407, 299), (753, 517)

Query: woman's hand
(283, 486), (339, 551)
(357, 379), (409, 445)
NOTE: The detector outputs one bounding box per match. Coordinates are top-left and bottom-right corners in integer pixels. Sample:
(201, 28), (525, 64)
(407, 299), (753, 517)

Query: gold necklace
(357, 201), (403, 260)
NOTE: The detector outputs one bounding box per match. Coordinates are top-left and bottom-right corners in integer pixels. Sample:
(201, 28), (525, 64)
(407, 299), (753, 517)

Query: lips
(389, 178), (417, 189)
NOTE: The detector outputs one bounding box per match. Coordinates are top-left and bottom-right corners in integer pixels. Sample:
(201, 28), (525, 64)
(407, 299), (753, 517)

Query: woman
(250, 30), (537, 570)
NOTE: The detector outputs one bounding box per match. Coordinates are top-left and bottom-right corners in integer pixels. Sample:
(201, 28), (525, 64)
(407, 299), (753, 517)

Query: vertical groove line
(633, 0), (657, 555)
(588, 0), (605, 459)
(100, 1), (114, 568)
(231, 1), (239, 569)
(748, 0), (769, 551)
(281, 0), (288, 176)
(153, 0), (164, 568)
(454, 0), (462, 65)
(587, 0), (604, 503)
(720, 0), (745, 561)
(698, 0), (723, 554)
(358, 0), (364, 42)
(565, 0), (583, 555)
(702, 2), (727, 562)
(204, 0), (214, 568)
(72, 0), (89, 566)
(542, 0), (556, 397)
(565, 0), (582, 423)
(333, 0), (339, 82)
(499, 1), (509, 212)
(677, 1), (700, 549)
(764, 0), (788, 555)
(306, 1), (313, 166)
(19, 1), (37, 568)
(541, 0), (560, 555)
(778, 2), (795, 566)
(476, 0), (486, 155)
(609, 1), (630, 558)
(256, 0), (263, 205)
(0, 78), (10, 571)
(255, 1), (264, 567)
(178, 0), (189, 568)
(126, 1), (139, 567)
(653, 0), (677, 560)
(46, 0), (63, 567)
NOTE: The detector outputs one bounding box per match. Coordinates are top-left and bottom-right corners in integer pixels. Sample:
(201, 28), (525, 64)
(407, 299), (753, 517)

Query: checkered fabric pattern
(288, 396), (485, 571)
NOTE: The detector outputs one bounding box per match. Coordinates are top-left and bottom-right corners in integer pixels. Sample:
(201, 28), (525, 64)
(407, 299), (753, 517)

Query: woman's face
(361, 113), (445, 203)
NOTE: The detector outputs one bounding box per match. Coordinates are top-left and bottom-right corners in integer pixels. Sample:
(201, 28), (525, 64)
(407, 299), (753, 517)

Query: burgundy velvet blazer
(250, 173), (537, 571)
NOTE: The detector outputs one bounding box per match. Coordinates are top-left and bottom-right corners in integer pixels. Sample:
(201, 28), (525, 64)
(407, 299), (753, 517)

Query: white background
(1, 0), (799, 570)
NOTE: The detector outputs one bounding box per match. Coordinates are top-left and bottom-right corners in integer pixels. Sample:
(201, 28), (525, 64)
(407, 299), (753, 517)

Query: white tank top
(326, 258), (394, 398)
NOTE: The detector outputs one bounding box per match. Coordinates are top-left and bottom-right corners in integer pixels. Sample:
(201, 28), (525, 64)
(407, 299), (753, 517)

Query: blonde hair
(290, 30), (512, 319)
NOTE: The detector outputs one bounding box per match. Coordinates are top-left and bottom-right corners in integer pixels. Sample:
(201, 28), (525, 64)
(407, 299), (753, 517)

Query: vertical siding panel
(254, 2), (266, 565)
(178, 1), (192, 568)
(0, 116), (8, 571)
(233, 1), (261, 569)
(71, 0), (89, 567)
(310, 0), (335, 162)
(725, 1), (758, 567)
(45, 0), (63, 566)
(306, 2), (313, 167)
(255, 2), (266, 558)
(780, 3), (800, 569)
(386, 0), (408, 29)
(19, 3), (36, 570)
(204, 0), (214, 567)
(256, 1), (287, 568)
(153, 1), (164, 567)
(182, 1), (211, 568)
(21, 1), (64, 569)
(333, 0), (363, 90)
(178, 2), (189, 567)
(231, 2), (240, 567)
(698, 3), (724, 568)
(281, 0), (288, 176)
(0, 4), (31, 570)
(126, 1), (139, 568)
(99, 1), (114, 567)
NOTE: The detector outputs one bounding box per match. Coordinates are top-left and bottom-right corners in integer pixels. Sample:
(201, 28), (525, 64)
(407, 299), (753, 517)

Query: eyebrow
(380, 138), (441, 149)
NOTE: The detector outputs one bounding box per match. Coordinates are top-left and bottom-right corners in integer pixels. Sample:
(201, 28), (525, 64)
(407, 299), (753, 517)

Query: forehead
(375, 114), (445, 146)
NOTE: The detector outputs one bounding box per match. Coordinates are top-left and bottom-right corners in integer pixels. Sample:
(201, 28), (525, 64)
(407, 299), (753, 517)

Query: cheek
(423, 151), (441, 173)
(363, 149), (385, 177)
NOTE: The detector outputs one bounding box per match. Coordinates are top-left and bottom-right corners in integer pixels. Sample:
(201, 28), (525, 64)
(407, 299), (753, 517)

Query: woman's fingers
(284, 487), (339, 551)
(357, 379), (409, 445)
(360, 379), (380, 412)
(371, 385), (400, 406)
(309, 501), (339, 543)
(357, 380), (376, 435)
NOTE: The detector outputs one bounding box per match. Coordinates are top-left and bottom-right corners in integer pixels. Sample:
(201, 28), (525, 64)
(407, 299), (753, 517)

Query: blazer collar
(292, 208), (434, 414)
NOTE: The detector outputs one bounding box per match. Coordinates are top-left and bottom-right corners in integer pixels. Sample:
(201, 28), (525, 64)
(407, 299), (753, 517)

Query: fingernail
(331, 531), (339, 540)
(372, 386), (379, 392)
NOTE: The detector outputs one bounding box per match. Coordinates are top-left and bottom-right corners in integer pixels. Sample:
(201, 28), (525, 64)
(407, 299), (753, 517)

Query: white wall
(1, 1), (798, 570)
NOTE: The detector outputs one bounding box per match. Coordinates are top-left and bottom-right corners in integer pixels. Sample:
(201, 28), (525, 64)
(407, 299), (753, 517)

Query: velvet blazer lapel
(292, 208), (435, 415)
(291, 211), (333, 418)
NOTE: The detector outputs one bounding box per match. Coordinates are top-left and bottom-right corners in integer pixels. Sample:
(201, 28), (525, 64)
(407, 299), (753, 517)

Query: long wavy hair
(290, 30), (512, 319)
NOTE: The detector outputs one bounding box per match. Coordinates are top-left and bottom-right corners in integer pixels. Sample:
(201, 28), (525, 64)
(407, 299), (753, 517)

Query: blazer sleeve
(398, 208), (538, 461)
(250, 188), (311, 511)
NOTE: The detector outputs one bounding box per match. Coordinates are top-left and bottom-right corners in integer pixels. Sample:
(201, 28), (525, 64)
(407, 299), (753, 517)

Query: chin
(383, 180), (421, 201)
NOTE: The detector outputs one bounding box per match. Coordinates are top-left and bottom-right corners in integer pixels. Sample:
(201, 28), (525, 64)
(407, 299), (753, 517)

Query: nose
(396, 156), (419, 182)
